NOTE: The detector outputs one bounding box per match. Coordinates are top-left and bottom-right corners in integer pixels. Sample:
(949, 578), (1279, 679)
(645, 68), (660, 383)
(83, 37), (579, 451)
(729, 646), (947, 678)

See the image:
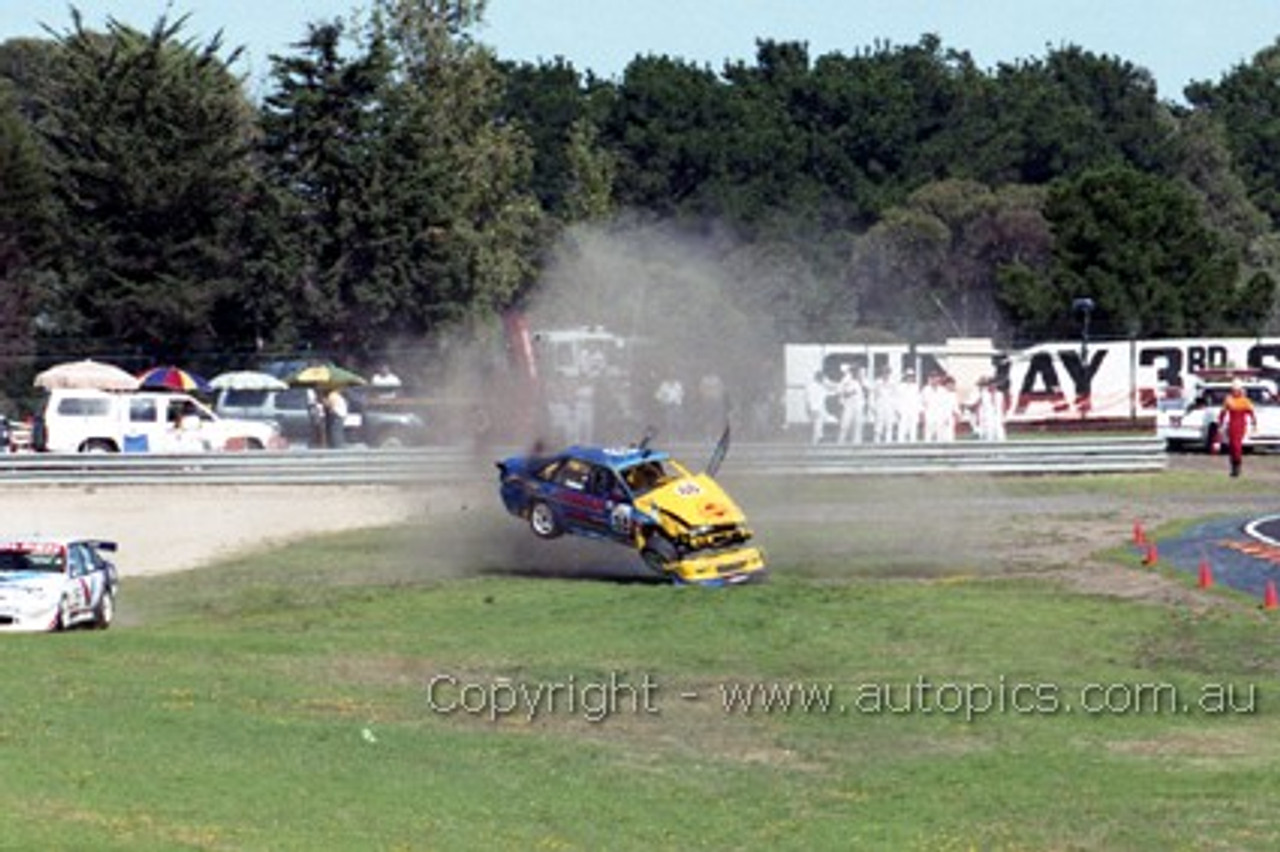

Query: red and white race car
(0, 538), (120, 632)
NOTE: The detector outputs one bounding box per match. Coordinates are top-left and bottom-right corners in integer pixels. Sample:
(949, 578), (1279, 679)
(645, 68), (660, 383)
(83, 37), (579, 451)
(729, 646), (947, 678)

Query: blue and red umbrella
(137, 366), (212, 394)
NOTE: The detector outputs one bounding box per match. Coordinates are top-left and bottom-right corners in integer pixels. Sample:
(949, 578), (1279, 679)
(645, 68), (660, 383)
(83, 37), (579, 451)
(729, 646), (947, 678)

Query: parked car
(34, 389), (284, 453)
(496, 429), (766, 586)
(1156, 370), (1280, 451)
(213, 386), (427, 447)
(0, 415), (9, 452)
(344, 386), (429, 447)
(0, 537), (120, 631)
(213, 387), (321, 446)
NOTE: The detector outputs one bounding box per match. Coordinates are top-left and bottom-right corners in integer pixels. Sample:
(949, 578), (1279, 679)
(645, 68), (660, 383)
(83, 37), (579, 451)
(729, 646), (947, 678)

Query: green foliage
(997, 165), (1263, 341)
(852, 180), (1052, 342)
(3, 10), (1280, 363)
(1187, 40), (1280, 228)
(0, 81), (52, 399)
(258, 19), (396, 355)
(34, 12), (256, 362)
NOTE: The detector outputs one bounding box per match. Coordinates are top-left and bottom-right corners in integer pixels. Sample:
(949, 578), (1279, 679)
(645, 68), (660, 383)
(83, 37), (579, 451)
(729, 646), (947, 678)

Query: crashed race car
(0, 537), (120, 632)
(496, 429), (766, 586)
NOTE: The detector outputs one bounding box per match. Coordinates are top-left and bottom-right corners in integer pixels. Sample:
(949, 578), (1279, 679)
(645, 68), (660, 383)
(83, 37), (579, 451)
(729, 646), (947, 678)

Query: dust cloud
(399, 216), (816, 581)
(395, 216), (1008, 585)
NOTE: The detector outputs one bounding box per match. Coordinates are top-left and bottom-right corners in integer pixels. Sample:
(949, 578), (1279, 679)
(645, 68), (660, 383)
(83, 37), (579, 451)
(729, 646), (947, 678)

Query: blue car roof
(561, 444), (672, 470)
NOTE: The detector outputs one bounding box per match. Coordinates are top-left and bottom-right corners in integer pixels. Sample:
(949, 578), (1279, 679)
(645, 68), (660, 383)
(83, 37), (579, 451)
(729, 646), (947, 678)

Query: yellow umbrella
(287, 363), (366, 388)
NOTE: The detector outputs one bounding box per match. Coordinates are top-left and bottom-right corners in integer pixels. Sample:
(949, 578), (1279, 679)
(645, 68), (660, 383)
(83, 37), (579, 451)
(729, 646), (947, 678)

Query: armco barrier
(0, 437), (1166, 486)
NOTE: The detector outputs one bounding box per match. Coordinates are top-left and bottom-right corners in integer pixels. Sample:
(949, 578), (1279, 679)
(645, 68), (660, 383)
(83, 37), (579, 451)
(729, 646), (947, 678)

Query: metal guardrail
(0, 437), (1166, 485)
(727, 436), (1168, 476)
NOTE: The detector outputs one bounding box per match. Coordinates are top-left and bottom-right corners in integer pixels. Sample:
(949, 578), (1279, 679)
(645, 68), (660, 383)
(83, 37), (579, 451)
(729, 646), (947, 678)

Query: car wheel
(93, 591), (115, 630)
(55, 595), (71, 631)
(640, 534), (678, 575)
(1204, 424), (1219, 453)
(377, 433), (404, 449)
(529, 501), (562, 539)
(80, 439), (116, 453)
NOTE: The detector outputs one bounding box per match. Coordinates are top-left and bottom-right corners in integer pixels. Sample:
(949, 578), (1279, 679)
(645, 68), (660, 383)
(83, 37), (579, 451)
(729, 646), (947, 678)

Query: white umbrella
(209, 370), (290, 391)
(33, 359), (140, 391)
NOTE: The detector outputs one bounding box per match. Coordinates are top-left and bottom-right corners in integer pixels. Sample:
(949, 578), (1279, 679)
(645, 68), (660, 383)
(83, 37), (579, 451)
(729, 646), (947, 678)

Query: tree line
(4, 0), (1280, 404)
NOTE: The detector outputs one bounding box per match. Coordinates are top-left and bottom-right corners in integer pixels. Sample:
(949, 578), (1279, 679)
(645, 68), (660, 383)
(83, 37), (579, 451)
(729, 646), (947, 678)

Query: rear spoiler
(86, 540), (118, 552)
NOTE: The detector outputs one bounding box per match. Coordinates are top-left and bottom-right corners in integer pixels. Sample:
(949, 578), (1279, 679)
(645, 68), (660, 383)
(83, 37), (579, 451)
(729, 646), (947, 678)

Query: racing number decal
(675, 481), (702, 497)
(610, 504), (633, 536)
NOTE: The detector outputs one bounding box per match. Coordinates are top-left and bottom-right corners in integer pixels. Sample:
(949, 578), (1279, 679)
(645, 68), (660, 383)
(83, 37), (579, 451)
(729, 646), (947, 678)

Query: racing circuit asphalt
(1139, 453), (1280, 604)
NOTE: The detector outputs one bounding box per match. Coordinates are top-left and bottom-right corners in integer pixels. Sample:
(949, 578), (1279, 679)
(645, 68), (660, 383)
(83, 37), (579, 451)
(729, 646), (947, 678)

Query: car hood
(640, 474), (748, 530)
(0, 572), (61, 599)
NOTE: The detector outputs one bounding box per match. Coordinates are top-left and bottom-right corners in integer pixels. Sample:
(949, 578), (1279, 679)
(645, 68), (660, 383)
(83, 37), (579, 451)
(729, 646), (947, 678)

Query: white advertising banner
(784, 337), (1280, 427)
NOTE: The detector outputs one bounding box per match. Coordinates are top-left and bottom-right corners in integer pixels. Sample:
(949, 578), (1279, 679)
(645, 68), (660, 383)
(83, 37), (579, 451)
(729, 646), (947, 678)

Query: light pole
(1072, 297), (1095, 364)
(1072, 297), (1096, 414)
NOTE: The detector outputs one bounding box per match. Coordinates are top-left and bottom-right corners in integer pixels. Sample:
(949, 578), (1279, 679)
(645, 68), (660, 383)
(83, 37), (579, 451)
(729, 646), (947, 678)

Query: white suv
(34, 389), (284, 453)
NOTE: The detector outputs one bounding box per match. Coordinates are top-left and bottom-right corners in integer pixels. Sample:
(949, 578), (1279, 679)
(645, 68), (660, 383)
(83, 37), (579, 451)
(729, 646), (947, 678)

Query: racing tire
(93, 591), (115, 630)
(640, 534), (678, 576)
(528, 501), (563, 539)
(55, 595), (71, 631)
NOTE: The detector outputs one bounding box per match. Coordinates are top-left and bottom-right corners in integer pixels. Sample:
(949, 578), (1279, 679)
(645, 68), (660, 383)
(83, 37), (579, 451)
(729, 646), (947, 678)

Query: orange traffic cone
(1133, 520), (1146, 546)
(1142, 541), (1158, 566)
(1198, 558), (1214, 589)
(1264, 580), (1278, 611)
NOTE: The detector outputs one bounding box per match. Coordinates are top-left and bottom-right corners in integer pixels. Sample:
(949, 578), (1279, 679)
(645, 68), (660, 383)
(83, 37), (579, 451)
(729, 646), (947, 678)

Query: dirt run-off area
(2, 453), (1276, 610)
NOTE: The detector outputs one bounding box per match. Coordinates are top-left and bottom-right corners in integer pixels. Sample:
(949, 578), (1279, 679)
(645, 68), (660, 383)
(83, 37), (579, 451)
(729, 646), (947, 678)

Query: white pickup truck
(34, 389), (285, 453)
(1156, 373), (1280, 451)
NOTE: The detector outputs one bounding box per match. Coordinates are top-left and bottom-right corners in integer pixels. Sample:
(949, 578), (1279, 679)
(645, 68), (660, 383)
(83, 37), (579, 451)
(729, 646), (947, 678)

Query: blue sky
(2, 1), (1278, 103)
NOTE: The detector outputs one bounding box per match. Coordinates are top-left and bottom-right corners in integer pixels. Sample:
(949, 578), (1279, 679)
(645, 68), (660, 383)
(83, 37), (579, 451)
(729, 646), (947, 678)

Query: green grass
(3, 511), (1280, 851)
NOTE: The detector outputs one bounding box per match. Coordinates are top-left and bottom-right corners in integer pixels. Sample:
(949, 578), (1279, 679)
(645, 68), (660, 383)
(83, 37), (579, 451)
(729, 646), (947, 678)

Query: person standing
(324, 387), (348, 449)
(655, 376), (685, 440)
(1215, 378), (1257, 477)
(975, 377), (1007, 441)
(836, 364), (866, 444)
(921, 372), (944, 442)
(369, 363), (402, 398)
(871, 367), (896, 444)
(894, 369), (922, 443)
(806, 370), (834, 445)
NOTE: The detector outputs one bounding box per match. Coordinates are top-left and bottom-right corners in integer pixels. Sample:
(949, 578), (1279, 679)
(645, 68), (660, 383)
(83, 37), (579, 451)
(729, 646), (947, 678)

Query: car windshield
(0, 547), (64, 573)
(621, 460), (675, 495)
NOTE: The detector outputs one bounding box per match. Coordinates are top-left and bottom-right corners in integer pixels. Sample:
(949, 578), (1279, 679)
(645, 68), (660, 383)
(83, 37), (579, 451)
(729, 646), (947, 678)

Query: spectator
(871, 367), (896, 444)
(654, 376), (685, 440)
(806, 370), (834, 445)
(369, 363), (402, 398)
(894, 369), (923, 443)
(836, 363), (866, 445)
(699, 372), (727, 427)
(922, 371), (959, 442)
(939, 376), (960, 442)
(974, 377), (1007, 441)
(324, 387), (348, 449)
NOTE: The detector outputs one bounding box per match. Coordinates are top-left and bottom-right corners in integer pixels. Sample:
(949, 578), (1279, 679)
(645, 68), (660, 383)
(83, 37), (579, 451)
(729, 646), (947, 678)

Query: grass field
(3, 473), (1280, 850)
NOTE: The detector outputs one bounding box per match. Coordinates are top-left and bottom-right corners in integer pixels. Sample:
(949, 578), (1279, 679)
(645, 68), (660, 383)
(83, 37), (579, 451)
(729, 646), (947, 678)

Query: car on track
(1156, 370), (1280, 451)
(496, 430), (766, 586)
(0, 537), (120, 632)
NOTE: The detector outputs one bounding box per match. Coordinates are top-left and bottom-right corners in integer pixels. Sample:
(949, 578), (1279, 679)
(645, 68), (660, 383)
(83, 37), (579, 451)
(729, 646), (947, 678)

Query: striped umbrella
(137, 365), (212, 394)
